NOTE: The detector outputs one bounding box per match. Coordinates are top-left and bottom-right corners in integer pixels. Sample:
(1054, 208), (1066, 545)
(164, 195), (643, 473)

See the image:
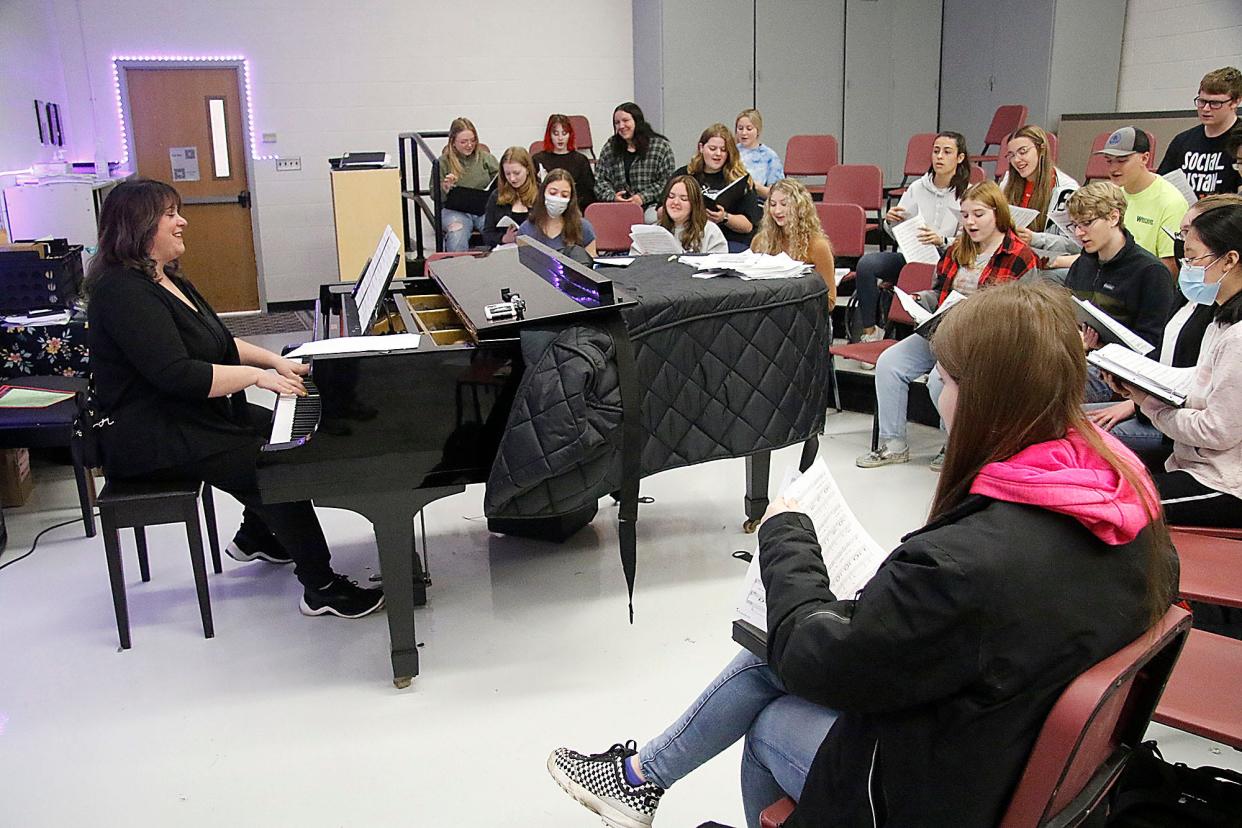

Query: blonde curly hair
(751, 178), (829, 262)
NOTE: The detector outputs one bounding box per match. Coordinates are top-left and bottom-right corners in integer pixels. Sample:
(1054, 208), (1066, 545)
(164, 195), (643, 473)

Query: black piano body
(256, 240), (636, 687)
(257, 240), (827, 687)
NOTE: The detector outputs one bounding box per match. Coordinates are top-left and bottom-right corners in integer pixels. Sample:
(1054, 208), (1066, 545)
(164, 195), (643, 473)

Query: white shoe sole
(298, 594), (385, 619)
(546, 754), (653, 828)
(225, 542), (293, 565)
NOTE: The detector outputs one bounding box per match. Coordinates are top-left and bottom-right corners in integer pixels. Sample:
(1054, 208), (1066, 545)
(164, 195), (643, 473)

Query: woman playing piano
(85, 178), (384, 619)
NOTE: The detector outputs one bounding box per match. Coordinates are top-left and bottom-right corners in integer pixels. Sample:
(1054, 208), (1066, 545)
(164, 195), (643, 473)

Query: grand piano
(257, 239), (828, 687)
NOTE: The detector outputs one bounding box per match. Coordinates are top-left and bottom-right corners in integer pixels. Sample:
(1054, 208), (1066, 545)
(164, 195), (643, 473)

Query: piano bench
(97, 479), (223, 649)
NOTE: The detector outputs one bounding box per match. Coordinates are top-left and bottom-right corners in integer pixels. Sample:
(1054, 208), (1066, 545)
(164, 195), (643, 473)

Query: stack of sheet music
(680, 251), (813, 280)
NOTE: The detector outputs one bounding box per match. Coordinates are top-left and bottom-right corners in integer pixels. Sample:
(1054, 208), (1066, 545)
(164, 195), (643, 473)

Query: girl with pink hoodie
(548, 281), (1178, 828)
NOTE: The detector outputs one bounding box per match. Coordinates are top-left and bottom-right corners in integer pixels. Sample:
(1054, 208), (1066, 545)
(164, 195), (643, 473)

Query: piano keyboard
(266, 378), (321, 448)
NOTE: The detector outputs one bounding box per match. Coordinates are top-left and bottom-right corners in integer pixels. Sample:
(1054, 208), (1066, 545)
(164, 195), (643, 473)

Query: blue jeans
(1082, 402), (1167, 454)
(1084, 365), (1115, 404)
(874, 333), (944, 444)
(441, 208), (486, 251)
(638, 649), (839, 828)
(853, 251), (905, 329)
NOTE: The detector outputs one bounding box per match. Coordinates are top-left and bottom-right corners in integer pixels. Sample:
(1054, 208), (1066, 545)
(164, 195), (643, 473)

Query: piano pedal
(368, 573), (382, 583)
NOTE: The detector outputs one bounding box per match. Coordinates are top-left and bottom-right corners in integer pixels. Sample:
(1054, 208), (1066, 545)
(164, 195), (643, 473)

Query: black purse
(1108, 741), (1242, 827)
(71, 376), (111, 470)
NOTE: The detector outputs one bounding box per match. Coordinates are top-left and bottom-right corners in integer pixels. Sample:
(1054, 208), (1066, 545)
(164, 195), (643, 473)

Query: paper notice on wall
(169, 146), (201, 182)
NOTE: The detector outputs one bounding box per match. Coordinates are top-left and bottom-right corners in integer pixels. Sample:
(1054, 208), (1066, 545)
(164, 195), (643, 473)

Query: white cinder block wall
(49, 0), (633, 303)
(1118, 0), (1242, 110)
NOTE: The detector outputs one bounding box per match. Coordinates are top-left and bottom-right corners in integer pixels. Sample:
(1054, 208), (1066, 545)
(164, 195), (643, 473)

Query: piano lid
(428, 237), (635, 337)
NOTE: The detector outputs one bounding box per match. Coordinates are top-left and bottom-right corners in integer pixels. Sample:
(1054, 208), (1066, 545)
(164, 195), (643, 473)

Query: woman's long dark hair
(85, 178), (182, 291)
(933, 131), (972, 199)
(931, 281), (1177, 626)
(607, 102), (662, 157)
(528, 169), (586, 246)
(1189, 203), (1242, 325)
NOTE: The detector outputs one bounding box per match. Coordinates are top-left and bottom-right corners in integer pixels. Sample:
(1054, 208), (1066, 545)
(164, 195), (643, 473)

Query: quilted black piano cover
(483, 255), (832, 519)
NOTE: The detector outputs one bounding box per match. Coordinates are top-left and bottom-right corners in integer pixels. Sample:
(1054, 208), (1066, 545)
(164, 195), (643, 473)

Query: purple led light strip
(111, 55), (275, 163)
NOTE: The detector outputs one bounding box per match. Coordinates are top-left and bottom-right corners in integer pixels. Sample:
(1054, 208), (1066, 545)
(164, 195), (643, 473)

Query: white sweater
(884, 172), (961, 242)
(1141, 320), (1242, 499)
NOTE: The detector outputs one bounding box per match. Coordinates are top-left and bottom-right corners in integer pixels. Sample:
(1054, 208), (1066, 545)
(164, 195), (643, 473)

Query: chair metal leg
(134, 527), (150, 583)
(871, 409), (881, 452)
(101, 509), (131, 650)
(201, 485), (222, 574)
(183, 502), (214, 639)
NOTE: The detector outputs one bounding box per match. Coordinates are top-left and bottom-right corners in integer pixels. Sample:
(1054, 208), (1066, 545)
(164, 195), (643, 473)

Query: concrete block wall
(46, 0), (633, 302)
(1118, 0), (1242, 110)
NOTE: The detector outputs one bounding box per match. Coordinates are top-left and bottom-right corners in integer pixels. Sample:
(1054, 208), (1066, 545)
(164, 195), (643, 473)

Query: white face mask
(545, 194), (570, 217)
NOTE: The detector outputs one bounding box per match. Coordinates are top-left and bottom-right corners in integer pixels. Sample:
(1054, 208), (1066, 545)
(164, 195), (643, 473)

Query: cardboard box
(0, 448), (34, 507)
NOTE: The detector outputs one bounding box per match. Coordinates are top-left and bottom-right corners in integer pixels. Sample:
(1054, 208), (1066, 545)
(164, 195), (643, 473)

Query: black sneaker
(299, 575), (385, 619)
(548, 740), (663, 828)
(225, 531), (293, 565)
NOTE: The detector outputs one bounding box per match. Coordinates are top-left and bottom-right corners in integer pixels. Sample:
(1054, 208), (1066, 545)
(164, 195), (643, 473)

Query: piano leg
(742, 437), (818, 534)
(743, 451), (770, 534)
(315, 485), (464, 689)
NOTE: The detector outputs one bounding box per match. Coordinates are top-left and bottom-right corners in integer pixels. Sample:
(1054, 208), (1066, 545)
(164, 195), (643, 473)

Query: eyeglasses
(1193, 96), (1234, 110)
(1180, 252), (1221, 267)
(1067, 217), (1104, 234)
(1004, 145), (1035, 162)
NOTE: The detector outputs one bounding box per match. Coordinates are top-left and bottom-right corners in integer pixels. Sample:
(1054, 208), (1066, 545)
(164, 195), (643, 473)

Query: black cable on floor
(0, 511), (98, 573)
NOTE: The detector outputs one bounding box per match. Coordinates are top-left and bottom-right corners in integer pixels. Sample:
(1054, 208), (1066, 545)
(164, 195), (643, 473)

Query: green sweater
(443, 149), (500, 189)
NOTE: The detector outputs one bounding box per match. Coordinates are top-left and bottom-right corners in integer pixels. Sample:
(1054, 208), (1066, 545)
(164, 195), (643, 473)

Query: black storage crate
(0, 239), (84, 314)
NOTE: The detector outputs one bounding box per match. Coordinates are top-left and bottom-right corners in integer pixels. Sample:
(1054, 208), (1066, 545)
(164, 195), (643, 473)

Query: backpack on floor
(1107, 741), (1242, 827)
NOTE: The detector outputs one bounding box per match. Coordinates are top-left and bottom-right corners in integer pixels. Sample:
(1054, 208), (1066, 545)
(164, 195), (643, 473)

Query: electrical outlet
(275, 157), (301, 172)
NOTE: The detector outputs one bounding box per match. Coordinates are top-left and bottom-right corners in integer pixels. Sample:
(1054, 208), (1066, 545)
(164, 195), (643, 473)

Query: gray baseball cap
(1094, 126), (1151, 156)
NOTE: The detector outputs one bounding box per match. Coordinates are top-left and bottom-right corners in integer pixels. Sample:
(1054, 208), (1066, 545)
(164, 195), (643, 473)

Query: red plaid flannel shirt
(935, 230), (1038, 304)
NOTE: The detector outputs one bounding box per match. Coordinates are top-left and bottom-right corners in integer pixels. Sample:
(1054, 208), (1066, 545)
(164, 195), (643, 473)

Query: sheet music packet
(893, 286), (967, 326)
(1006, 206), (1041, 229)
(1086, 344), (1194, 407)
(891, 215), (942, 265)
(629, 224), (684, 255)
(1073, 297), (1156, 356)
(735, 457), (890, 633)
(1161, 169), (1199, 205)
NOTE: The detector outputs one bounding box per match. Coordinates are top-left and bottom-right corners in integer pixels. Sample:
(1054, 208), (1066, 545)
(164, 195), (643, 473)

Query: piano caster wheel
(393, 676), (413, 690)
(742, 517), (761, 534)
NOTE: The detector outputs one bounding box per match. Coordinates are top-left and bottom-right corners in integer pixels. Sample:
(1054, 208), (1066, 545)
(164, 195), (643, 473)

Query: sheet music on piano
(354, 225), (402, 335)
(735, 457), (889, 632)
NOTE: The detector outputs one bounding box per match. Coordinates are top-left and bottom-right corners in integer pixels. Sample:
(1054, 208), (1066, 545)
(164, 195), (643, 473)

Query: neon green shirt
(1123, 176), (1188, 260)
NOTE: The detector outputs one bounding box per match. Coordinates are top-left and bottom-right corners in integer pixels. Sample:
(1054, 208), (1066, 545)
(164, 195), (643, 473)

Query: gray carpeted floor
(221, 311), (313, 336)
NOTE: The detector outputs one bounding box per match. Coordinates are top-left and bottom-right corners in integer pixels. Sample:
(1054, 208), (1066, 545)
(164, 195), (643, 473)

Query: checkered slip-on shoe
(548, 740), (663, 828)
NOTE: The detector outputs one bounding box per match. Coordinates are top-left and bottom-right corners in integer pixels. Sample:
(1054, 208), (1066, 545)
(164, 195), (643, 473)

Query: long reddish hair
(542, 114), (577, 153)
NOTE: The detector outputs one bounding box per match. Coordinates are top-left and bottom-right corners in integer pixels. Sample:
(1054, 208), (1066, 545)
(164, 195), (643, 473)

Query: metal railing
(397, 130), (448, 261)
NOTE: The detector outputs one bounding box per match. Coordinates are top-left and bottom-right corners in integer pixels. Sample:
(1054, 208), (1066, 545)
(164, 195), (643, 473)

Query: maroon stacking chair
(784, 134), (839, 199)
(568, 114), (595, 161)
(970, 163), (988, 184)
(828, 262), (935, 420)
(1151, 530), (1242, 750)
(762, 605), (1192, 828)
(816, 202), (867, 334)
(995, 133), (1013, 181)
(972, 104), (1028, 175)
(584, 201), (645, 254)
(823, 164), (885, 247)
(1083, 129), (1160, 182)
(886, 133), (937, 201)
(529, 140), (543, 157)
(1046, 131), (1059, 164)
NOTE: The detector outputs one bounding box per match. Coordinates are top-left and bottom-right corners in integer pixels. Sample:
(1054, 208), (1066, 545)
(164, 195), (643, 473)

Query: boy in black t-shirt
(1158, 66), (1242, 197)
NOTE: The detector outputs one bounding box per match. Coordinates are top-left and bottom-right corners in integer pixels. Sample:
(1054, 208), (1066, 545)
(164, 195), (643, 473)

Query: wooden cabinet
(329, 167), (406, 282)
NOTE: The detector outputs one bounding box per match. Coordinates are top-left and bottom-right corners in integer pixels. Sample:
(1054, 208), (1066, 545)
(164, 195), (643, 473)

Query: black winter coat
(760, 495), (1166, 827)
